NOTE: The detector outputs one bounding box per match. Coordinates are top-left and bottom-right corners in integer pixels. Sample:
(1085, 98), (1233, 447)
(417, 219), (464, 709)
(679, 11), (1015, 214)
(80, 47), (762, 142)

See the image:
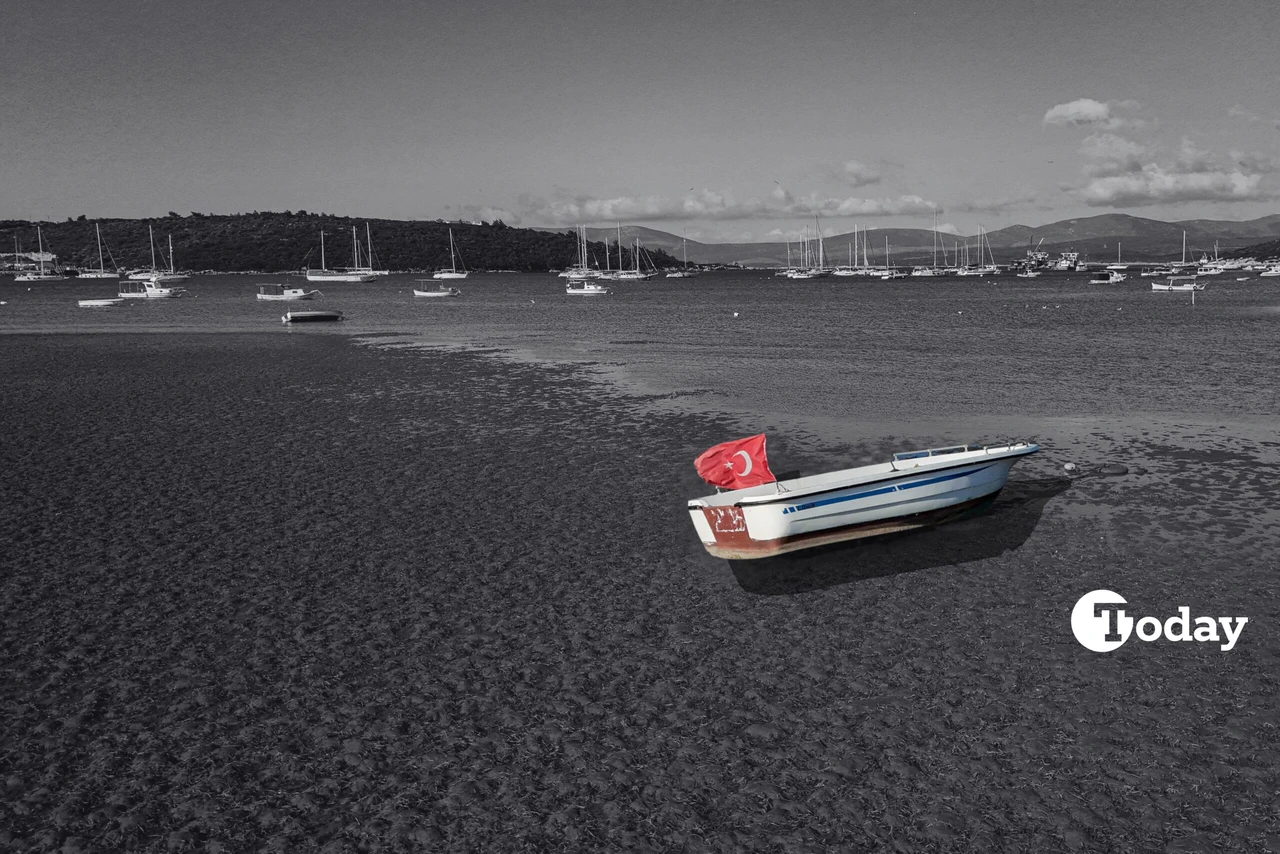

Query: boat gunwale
(689, 443), (1039, 509)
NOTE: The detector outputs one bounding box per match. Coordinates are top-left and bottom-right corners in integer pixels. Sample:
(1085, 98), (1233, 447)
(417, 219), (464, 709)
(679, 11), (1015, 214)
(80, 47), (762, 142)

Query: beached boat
(1090, 269), (1127, 284)
(413, 281), (460, 297)
(688, 440), (1040, 559)
(257, 284), (321, 301)
(433, 229), (468, 279)
(77, 298), (126, 307)
(1152, 276), (1204, 292)
(305, 229), (377, 282)
(119, 277), (186, 299)
(282, 310), (343, 323)
(78, 224), (120, 278)
(14, 227), (67, 282)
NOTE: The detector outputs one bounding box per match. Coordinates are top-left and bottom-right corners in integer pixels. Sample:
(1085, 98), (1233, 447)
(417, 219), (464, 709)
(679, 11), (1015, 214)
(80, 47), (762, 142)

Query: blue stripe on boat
(781, 464), (995, 515)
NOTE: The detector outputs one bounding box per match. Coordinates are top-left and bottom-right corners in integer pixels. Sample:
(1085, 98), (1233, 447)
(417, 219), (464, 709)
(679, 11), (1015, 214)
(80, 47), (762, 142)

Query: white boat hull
(257, 290), (320, 301)
(305, 270), (376, 283)
(77, 271), (119, 279)
(414, 288), (459, 297)
(433, 271), (468, 280)
(78, 298), (126, 307)
(689, 442), (1037, 559)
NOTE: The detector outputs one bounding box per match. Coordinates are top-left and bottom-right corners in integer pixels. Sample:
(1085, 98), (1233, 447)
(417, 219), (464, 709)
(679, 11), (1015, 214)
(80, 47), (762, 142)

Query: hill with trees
(0, 212), (680, 273)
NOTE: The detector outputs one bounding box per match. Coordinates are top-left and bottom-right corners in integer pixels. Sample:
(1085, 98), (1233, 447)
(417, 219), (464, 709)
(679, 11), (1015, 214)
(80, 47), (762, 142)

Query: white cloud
(950, 193), (1042, 213)
(525, 187), (938, 224)
(936, 222), (961, 236)
(1079, 165), (1271, 207)
(1079, 132), (1147, 177)
(836, 159), (882, 187)
(1043, 98), (1141, 130)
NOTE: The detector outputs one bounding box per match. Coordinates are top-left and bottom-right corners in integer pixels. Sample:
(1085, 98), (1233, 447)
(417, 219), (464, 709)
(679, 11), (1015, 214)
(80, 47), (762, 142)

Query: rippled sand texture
(2, 334), (1278, 853)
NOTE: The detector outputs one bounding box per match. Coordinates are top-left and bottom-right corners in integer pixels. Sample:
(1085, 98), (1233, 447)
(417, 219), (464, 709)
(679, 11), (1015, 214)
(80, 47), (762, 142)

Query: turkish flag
(694, 434), (776, 489)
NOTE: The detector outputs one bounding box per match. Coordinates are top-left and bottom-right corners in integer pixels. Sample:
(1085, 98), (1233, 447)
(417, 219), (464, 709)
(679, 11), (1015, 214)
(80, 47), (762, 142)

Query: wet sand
(1, 333), (1278, 852)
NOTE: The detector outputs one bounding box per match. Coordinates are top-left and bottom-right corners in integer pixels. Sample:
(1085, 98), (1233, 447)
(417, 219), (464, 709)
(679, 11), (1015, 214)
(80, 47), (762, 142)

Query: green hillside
(0, 212), (679, 273)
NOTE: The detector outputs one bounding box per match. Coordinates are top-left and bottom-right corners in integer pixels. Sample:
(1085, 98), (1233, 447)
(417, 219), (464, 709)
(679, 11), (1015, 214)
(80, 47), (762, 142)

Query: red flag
(694, 434), (776, 489)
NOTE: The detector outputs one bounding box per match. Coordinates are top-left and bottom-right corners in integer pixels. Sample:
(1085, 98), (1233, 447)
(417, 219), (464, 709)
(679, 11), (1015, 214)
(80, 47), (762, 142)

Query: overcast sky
(5, 0), (1279, 241)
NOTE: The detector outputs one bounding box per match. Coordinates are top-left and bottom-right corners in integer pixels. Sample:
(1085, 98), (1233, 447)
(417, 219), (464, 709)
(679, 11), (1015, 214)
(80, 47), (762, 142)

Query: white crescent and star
(732, 450), (753, 476)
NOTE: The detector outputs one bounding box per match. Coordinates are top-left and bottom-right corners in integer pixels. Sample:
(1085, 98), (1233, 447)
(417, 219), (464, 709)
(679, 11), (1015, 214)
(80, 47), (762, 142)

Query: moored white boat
(257, 284), (321, 301)
(1152, 275), (1204, 292)
(119, 278), (186, 299)
(566, 280), (610, 295)
(1090, 269), (1127, 284)
(433, 229), (469, 279)
(14, 227), (66, 282)
(688, 441), (1040, 559)
(305, 228), (377, 282)
(414, 281), (460, 297)
(77, 298), (126, 307)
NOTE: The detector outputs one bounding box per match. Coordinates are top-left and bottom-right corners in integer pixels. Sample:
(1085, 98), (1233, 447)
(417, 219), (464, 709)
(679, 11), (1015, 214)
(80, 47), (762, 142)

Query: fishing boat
(413, 281), (460, 297)
(119, 277), (187, 299)
(566, 279), (610, 295)
(433, 229), (468, 279)
(14, 227), (67, 282)
(78, 224), (119, 278)
(77, 298), (126, 307)
(257, 284), (321, 301)
(688, 440), (1040, 559)
(305, 229), (376, 282)
(282, 310), (343, 323)
(1152, 275), (1204, 292)
(1090, 269), (1127, 284)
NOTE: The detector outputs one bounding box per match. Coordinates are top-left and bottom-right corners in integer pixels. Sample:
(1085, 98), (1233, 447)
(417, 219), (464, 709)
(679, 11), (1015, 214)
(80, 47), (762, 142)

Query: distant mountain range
(535, 213), (1280, 266)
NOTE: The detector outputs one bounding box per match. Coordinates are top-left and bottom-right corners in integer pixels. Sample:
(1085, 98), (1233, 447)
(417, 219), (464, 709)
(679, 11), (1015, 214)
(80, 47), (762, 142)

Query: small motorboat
(566, 280), (610, 296)
(413, 281), (460, 297)
(78, 298), (126, 307)
(119, 278), (186, 299)
(1090, 269), (1127, 284)
(688, 440), (1039, 559)
(1151, 276), (1205, 292)
(282, 310), (343, 323)
(257, 284), (321, 301)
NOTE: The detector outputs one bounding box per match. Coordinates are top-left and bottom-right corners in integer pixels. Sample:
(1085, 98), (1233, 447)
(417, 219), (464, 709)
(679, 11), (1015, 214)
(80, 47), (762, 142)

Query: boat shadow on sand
(728, 476), (1072, 596)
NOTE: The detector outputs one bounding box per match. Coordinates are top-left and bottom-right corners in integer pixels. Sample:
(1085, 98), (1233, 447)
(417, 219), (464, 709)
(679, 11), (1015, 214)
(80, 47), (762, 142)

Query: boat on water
(305, 228), (377, 282)
(666, 234), (699, 278)
(1015, 270), (1041, 278)
(77, 298), (126, 307)
(14, 227), (67, 282)
(1106, 242), (1128, 271)
(1258, 265), (1280, 277)
(688, 438), (1040, 559)
(282, 310), (343, 323)
(1090, 269), (1127, 284)
(1152, 275), (1205, 292)
(257, 284), (321, 301)
(433, 229), (468, 279)
(413, 281), (460, 297)
(119, 277), (187, 299)
(566, 279), (610, 295)
(77, 224), (119, 278)
(127, 228), (189, 282)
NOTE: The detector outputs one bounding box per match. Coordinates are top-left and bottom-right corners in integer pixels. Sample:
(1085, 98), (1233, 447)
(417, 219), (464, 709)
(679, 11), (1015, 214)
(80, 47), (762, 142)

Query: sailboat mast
(96, 224), (105, 273)
(37, 226), (45, 273)
(149, 225), (156, 272)
(366, 223), (373, 271)
(933, 210), (938, 267)
(169, 234), (175, 273)
(351, 226), (359, 269)
(320, 231), (326, 270)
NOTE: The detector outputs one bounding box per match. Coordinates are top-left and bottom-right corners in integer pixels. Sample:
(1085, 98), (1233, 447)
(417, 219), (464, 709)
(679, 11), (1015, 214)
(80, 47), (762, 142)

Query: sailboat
(615, 236), (658, 281)
(566, 226), (609, 294)
(78, 224), (120, 278)
(127, 227), (188, 282)
(15, 226), (68, 282)
(306, 228), (376, 282)
(1106, 242), (1128, 271)
(665, 233), (698, 278)
(433, 229), (469, 279)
